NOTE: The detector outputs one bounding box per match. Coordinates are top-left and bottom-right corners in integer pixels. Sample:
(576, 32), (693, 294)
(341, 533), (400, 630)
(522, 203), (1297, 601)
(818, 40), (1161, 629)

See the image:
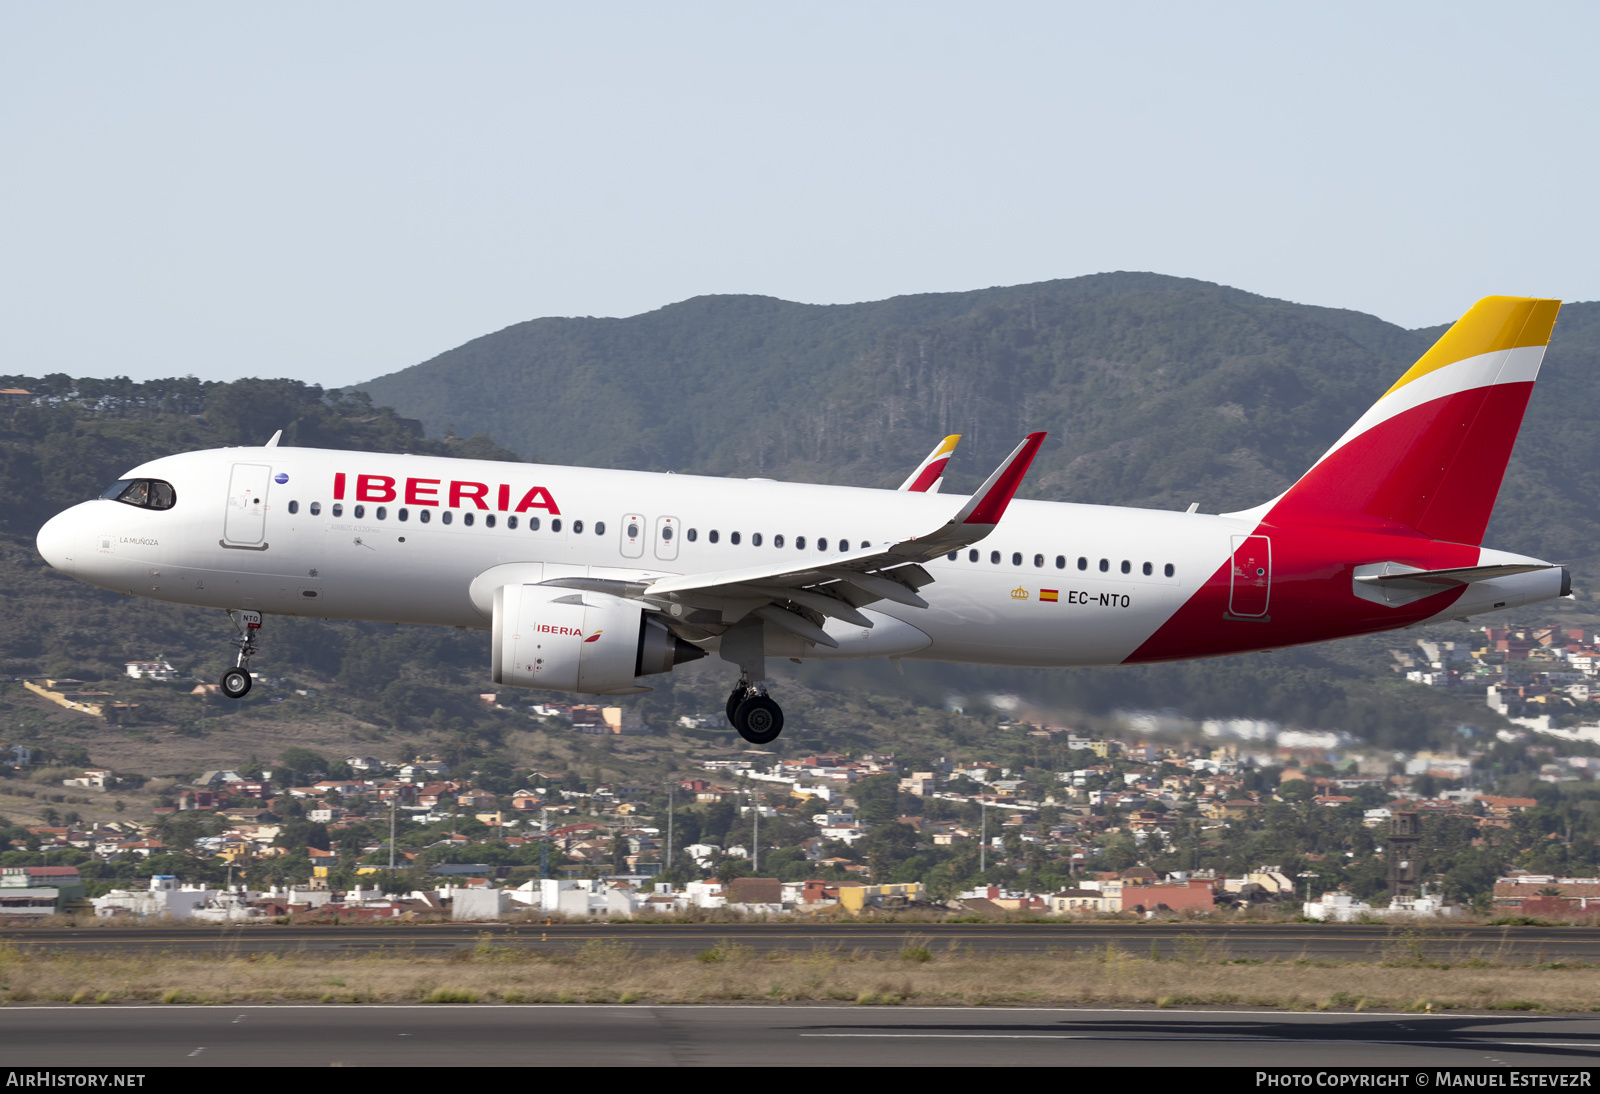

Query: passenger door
(223, 463), (273, 547)
(1228, 535), (1271, 617)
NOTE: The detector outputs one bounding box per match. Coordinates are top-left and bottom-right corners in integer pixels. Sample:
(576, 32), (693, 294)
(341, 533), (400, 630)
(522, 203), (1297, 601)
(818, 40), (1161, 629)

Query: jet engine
(491, 584), (705, 695)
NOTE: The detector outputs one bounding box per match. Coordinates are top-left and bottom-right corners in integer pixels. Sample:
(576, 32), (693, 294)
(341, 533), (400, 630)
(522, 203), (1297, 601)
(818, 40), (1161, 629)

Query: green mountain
(358, 272), (1600, 567)
(360, 271), (1600, 562)
(1, 275), (1595, 787)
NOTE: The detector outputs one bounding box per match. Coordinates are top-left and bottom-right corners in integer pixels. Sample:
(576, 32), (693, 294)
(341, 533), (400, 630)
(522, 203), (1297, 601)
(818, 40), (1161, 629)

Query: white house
(452, 888), (513, 920)
(90, 875), (218, 919)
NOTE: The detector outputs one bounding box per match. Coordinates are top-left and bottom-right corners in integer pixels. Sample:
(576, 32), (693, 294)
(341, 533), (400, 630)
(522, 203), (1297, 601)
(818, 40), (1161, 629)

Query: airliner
(34, 296), (1569, 744)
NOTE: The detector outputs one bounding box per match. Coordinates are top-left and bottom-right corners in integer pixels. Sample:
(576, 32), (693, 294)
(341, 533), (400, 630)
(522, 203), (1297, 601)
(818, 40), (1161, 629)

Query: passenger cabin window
(463, 513), (475, 527)
(1164, 563), (1175, 577)
(552, 518), (563, 533)
(528, 517), (541, 531)
(420, 510), (431, 523)
(795, 536), (806, 549)
(288, 500), (299, 514)
(774, 534), (785, 548)
(507, 515), (518, 529)
(708, 530), (719, 544)
(354, 505), (366, 519)
(687, 528), (698, 542)
(595, 521), (605, 535)
(728, 530), (738, 544)
(485, 514), (496, 528)
(103, 479), (177, 510)
(310, 502), (321, 516)
(332, 503), (344, 517)
(752, 533), (763, 546)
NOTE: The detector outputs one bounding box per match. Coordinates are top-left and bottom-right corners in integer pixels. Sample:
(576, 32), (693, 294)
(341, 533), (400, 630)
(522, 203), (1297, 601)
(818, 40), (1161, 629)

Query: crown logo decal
(1011, 586), (1029, 600)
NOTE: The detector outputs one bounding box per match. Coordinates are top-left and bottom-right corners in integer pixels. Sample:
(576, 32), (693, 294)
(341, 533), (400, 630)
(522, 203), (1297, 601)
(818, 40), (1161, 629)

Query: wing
(539, 433), (1047, 648)
(899, 434), (962, 493)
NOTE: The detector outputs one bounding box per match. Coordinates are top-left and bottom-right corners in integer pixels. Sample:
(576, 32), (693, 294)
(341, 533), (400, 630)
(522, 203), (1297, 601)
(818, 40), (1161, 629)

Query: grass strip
(0, 937), (1597, 1012)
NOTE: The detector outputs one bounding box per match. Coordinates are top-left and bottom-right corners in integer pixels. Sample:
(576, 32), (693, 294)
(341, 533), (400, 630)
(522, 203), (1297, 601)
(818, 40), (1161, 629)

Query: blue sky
(3, 3), (1597, 386)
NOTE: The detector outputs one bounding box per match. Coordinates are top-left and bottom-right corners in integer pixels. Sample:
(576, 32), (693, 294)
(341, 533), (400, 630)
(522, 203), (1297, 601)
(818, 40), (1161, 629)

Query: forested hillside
(0, 378), (526, 717)
(0, 277), (1591, 765)
(0, 376), (522, 541)
(360, 273), (1600, 567)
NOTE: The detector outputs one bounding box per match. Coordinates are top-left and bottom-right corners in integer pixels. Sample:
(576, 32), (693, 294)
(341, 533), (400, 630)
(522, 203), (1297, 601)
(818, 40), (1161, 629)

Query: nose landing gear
(219, 609), (262, 699)
(726, 679), (784, 745)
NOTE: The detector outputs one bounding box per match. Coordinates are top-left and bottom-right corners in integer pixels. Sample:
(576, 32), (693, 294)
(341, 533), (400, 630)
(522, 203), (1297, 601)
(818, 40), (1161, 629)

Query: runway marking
(187, 1047), (205, 1056)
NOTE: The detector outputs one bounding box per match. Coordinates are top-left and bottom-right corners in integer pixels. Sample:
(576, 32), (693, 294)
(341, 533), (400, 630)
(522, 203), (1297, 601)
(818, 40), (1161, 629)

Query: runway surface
(0, 1005), (1596, 1066)
(5, 922), (1600, 962)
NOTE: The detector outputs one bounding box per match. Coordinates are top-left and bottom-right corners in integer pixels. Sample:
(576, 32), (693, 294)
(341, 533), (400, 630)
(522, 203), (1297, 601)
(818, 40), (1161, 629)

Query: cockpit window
(103, 479), (177, 510)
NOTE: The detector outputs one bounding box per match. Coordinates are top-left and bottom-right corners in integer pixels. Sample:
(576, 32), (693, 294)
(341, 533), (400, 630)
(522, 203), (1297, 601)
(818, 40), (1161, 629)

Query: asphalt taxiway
(1, 1005), (1595, 1067)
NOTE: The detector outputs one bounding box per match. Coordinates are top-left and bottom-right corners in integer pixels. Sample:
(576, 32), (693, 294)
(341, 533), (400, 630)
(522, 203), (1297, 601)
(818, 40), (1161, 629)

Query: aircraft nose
(36, 510), (79, 576)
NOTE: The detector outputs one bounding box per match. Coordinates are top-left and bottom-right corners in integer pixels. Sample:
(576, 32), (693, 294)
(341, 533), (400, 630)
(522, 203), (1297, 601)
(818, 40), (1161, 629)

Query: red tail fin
(1265, 296), (1560, 545)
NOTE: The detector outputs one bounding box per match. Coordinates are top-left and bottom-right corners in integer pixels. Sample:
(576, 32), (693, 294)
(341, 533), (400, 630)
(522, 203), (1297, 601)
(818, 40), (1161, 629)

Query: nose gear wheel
(220, 609), (262, 700)
(220, 667), (252, 698)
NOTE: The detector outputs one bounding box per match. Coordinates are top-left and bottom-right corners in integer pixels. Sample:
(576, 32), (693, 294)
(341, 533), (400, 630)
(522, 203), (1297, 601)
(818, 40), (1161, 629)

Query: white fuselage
(36, 446), (1248, 668)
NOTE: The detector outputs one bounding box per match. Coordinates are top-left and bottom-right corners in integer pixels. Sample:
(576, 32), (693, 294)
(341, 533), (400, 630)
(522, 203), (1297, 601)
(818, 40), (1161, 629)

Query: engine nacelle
(491, 584), (705, 695)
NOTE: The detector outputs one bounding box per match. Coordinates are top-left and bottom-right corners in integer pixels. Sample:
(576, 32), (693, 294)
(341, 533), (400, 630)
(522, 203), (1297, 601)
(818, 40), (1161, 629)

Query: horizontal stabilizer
(1354, 561), (1553, 587)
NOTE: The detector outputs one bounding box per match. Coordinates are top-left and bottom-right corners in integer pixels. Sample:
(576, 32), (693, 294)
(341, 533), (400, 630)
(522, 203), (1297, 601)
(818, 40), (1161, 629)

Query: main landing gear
(726, 680), (784, 745)
(219, 609), (262, 699)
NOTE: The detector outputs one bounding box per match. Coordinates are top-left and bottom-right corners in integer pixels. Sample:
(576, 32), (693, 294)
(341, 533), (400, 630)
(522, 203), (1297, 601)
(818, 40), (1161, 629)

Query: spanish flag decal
(1040, 589), (1059, 602)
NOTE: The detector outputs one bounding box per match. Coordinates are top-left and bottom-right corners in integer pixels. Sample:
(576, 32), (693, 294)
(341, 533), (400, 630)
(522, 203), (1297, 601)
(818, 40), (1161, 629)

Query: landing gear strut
(726, 679), (784, 744)
(219, 609), (262, 699)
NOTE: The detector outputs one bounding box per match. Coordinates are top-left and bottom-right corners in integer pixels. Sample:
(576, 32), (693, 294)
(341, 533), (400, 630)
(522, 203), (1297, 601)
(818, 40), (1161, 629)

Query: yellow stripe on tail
(1386, 296), (1560, 396)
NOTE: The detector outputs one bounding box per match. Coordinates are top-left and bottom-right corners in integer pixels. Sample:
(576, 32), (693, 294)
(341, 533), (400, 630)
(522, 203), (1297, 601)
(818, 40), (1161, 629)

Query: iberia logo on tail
(583, 630), (603, 644)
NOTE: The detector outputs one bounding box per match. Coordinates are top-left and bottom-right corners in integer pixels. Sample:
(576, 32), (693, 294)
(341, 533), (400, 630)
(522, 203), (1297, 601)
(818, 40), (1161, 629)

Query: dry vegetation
(1, 934), (1598, 1012)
